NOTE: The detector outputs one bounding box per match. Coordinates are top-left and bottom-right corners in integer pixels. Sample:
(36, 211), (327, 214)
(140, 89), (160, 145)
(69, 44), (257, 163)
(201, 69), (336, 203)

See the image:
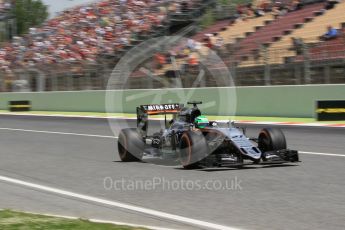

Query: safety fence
(1, 41), (345, 92)
(1, 7), (345, 92)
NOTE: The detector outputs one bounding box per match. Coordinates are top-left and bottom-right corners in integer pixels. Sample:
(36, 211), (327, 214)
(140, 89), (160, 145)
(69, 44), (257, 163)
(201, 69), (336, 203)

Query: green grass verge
(0, 210), (148, 230)
(0, 110), (344, 124)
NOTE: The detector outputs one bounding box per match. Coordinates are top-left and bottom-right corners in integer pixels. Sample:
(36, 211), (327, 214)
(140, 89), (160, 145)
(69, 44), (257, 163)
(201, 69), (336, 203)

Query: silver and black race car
(118, 102), (299, 169)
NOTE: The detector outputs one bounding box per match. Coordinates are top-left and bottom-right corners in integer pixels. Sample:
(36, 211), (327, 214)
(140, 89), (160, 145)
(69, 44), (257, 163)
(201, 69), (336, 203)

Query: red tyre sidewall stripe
(181, 134), (192, 166)
(259, 130), (271, 149)
(119, 133), (128, 160)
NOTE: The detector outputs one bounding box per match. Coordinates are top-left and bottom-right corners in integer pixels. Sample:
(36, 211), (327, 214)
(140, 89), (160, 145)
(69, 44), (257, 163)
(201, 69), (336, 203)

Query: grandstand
(154, 2), (331, 70)
(219, 14), (274, 44)
(267, 1), (345, 64)
(236, 2), (325, 66)
(192, 19), (231, 42)
(295, 28), (345, 62)
(149, 0), (345, 87)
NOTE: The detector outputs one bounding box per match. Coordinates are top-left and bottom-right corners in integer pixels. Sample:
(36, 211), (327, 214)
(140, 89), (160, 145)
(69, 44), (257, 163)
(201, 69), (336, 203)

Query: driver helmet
(195, 116), (209, 128)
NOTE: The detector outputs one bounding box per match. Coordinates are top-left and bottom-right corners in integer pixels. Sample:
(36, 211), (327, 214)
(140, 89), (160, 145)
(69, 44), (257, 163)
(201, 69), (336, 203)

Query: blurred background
(0, 0), (344, 92)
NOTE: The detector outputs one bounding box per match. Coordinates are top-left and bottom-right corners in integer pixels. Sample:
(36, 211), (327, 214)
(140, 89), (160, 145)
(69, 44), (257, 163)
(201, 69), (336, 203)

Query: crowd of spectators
(2, 0), (342, 90)
(236, 1), (269, 19)
(168, 0), (200, 14)
(0, 0), (172, 85)
(0, 0), (211, 90)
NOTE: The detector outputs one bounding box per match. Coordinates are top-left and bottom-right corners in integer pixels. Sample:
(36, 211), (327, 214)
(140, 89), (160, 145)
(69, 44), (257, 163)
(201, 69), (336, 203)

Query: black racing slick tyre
(258, 128), (287, 152)
(118, 128), (144, 162)
(179, 131), (208, 169)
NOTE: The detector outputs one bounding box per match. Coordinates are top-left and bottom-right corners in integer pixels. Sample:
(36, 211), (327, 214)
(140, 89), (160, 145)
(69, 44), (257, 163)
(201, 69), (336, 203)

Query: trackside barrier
(0, 85), (345, 118)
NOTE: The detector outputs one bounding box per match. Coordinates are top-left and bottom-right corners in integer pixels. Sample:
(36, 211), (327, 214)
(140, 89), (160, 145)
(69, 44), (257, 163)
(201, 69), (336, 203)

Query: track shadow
(260, 164), (299, 169)
(113, 160), (299, 171)
(198, 166), (258, 172)
(172, 163), (299, 171)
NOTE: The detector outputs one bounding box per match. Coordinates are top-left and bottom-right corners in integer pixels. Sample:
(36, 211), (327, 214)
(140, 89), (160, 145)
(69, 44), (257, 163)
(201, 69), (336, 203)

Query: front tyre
(179, 131), (208, 169)
(258, 128), (287, 152)
(118, 128), (144, 162)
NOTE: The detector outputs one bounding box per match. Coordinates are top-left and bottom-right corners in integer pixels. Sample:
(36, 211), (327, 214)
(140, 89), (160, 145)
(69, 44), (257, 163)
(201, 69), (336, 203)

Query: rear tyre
(258, 128), (287, 153)
(118, 128), (144, 162)
(179, 131), (208, 169)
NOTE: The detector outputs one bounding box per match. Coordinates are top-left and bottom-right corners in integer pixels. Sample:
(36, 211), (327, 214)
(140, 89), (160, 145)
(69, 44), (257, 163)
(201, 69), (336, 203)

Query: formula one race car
(118, 102), (299, 169)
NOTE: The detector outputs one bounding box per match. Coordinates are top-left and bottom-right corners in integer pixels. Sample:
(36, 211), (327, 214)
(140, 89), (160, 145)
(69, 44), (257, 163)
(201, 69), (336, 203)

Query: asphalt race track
(0, 115), (344, 230)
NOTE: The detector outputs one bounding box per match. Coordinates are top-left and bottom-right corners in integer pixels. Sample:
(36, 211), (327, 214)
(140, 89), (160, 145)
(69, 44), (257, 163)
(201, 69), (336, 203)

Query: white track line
(0, 112), (135, 120)
(1, 112), (345, 128)
(1, 127), (344, 158)
(0, 128), (117, 139)
(300, 151), (345, 157)
(0, 175), (240, 230)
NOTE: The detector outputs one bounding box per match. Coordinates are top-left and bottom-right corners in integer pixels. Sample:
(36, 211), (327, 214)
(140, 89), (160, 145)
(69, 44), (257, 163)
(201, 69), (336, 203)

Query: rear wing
(138, 103), (183, 115)
(136, 104), (183, 135)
